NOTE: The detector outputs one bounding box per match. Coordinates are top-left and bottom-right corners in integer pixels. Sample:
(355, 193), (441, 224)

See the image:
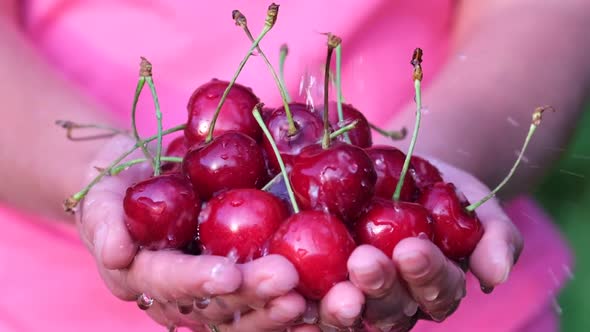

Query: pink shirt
(0, 1), (572, 331)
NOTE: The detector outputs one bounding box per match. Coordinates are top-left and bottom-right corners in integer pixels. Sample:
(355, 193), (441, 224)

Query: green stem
(206, 25), (272, 143)
(465, 122), (538, 212)
(278, 44), (292, 103)
(253, 106), (300, 213)
(334, 44), (351, 144)
(330, 119), (359, 139)
(393, 79), (422, 201)
(145, 76), (163, 176)
(64, 124), (187, 212)
(322, 45), (335, 149)
(369, 123), (408, 141)
(240, 26), (296, 135)
(131, 77), (154, 165)
(110, 156), (183, 176)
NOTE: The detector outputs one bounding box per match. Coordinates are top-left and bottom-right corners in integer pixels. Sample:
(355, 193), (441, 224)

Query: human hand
(316, 158), (524, 331)
(75, 135), (305, 331)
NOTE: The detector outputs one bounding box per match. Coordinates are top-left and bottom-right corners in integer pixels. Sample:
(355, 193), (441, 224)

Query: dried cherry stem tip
(465, 106), (554, 212)
(62, 123), (187, 213)
(252, 104), (300, 213)
(131, 57), (154, 167)
(55, 120), (129, 141)
(393, 48), (423, 201)
(233, 8), (296, 136)
(205, 4), (278, 143)
(322, 33), (342, 149)
(369, 123), (408, 141)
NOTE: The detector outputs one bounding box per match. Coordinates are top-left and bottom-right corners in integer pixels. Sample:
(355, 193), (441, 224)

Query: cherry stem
(369, 123), (408, 141)
(233, 9), (296, 136)
(334, 44), (351, 144)
(140, 58), (165, 176)
(393, 48), (423, 201)
(63, 123), (187, 213)
(465, 106), (553, 212)
(110, 156), (183, 176)
(208, 325), (220, 332)
(55, 120), (130, 141)
(253, 104), (300, 213)
(132, 59), (155, 166)
(205, 4), (279, 143)
(279, 44), (292, 103)
(322, 34), (341, 149)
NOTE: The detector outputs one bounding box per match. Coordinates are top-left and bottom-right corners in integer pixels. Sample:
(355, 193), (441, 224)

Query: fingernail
(351, 264), (385, 291)
(403, 301), (419, 317)
(268, 304), (299, 323)
(256, 277), (294, 299)
(490, 243), (514, 284)
(395, 251), (430, 278)
(423, 286), (439, 302)
(338, 304), (361, 326)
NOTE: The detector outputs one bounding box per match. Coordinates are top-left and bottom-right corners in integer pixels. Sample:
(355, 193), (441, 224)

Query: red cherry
(410, 156), (443, 190)
(162, 136), (188, 173)
(262, 103), (324, 173)
(185, 79), (261, 146)
(123, 173), (200, 250)
(199, 189), (289, 263)
(366, 146), (417, 201)
(268, 210), (355, 300)
(290, 142), (377, 224)
(418, 182), (484, 260)
(355, 198), (433, 256)
(323, 102), (372, 148)
(183, 131), (267, 200)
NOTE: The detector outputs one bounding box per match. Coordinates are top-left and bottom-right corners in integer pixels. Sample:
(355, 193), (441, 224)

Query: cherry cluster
(63, 3), (548, 305)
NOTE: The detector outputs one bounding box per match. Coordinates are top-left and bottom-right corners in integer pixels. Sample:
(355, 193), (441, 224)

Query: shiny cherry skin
(123, 173), (200, 250)
(185, 79), (261, 146)
(366, 146), (417, 201)
(355, 198), (433, 256)
(268, 210), (356, 300)
(290, 142), (377, 224)
(199, 189), (289, 263)
(418, 182), (484, 260)
(323, 102), (372, 148)
(162, 136), (188, 173)
(410, 156), (443, 190)
(183, 131), (267, 200)
(262, 103), (324, 173)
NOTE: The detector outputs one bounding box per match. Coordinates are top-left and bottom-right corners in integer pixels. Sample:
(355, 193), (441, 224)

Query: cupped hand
(318, 158), (524, 331)
(75, 135), (304, 331)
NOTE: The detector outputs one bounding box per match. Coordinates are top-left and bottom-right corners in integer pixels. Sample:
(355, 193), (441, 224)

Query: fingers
(347, 245), (397, 298)
(393, 237), (465, 322)
(319, 281), (365, 328)
(469, 204), (523, 288)
(197, 255), (299, 323)
(216, 291), (306, 332)
(126, 250), (242, 303)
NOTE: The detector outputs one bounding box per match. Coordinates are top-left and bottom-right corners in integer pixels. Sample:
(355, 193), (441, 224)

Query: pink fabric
(0, 1), (572, 331)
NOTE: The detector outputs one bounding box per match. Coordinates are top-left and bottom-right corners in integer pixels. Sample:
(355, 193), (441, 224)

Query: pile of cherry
(124, 80), (484, 301)
(64, 4), (546, 304)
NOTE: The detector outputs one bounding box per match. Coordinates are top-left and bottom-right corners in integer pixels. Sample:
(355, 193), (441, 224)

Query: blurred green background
(535, 103), (590, 331)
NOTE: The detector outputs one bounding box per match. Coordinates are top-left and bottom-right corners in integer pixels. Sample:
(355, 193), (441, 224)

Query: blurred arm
(388, 0), (590, 196)
(0, 8), (119, 220)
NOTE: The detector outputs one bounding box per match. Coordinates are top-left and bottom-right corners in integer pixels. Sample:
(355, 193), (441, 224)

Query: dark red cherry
(410, 156), (443, 190)
(418, 182), (484, 260)
(290, 142), (377, 224)
(185, 79), (261, 146)
(198, 189), (289, 263)
(262, 103), (324, 173)
(366, 146), (417, 201)
(183, 131), (267, 200)
(123, 173), (200, 250)
(268, 211), (355, 300)
(323, 102), (372, 148)
(355, 198), (433, 256)
(162, 136), (188, 173)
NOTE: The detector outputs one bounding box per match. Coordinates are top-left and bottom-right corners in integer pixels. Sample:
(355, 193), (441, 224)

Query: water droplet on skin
(480, 285), (494, 294)
(136, 293), (154, 310)
(230, 199), (243, 207)
(194, 297), (211, 309)
(226, 248), (239, 263)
